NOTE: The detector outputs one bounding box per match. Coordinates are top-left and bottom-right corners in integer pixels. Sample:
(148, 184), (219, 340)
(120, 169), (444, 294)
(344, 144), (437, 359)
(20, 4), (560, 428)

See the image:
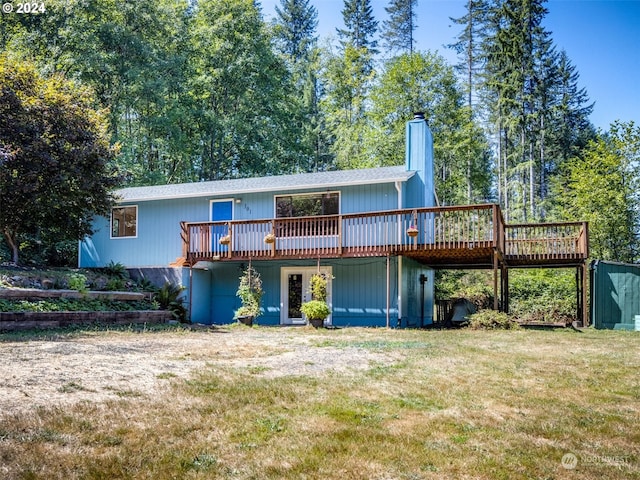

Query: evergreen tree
(449, 0), (494, 202)
(272, 0), (330, 171)
(483, 0), (555, 221)
(337, 0), (379, 54)
(321, 44), (375, 169)
(381, 0), (418, 55)
(547, 50), (595, 168)
(449, 0), (491, 109)
(272, 0), (318, 62)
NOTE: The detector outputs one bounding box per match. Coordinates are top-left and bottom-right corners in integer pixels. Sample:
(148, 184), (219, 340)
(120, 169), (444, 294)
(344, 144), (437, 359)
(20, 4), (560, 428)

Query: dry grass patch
(0, 327), (638, 479)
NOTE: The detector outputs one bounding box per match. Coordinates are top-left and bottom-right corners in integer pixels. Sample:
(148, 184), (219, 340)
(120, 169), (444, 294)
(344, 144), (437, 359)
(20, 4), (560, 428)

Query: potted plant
(300, 273), (332, 328)
(234, 265), (263, 326)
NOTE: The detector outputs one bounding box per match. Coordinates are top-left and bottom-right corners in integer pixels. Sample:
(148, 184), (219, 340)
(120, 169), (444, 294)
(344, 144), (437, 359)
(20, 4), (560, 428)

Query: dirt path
(0, 328), (390, 413)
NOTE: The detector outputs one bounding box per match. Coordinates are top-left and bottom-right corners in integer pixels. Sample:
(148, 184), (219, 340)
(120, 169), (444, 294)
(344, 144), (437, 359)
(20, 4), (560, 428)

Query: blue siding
(80, 197), (210, 268)
(193, 258), (403, 327)
(230, 182), (400, 221)
(189, 269), (212, 324)
(83, 180), (413, 269)
(400, 257), (434, 327)
(331, 258), (400, 327)
(405, 118), (435, 209)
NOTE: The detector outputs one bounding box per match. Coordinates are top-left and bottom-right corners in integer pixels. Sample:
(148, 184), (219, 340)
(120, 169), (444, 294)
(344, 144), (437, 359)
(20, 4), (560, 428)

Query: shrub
(467, 310), (520, 330)
(105, 277), (126, 291)
(509, 269), (575, 323)
(234, 266), (263, 320)
(68, 273), (88, 293)
(103, 261), (129, 280)
(155, 282), (187, 322)
(300, 300), (331, 321)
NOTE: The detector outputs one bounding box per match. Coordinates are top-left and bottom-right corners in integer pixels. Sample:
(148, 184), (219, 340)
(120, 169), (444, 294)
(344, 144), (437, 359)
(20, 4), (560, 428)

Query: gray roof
(116, 165), (414, 202)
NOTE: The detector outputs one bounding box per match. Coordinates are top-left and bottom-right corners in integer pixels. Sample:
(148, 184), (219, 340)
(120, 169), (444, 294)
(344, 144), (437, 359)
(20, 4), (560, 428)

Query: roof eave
(116, 172), (416, 203)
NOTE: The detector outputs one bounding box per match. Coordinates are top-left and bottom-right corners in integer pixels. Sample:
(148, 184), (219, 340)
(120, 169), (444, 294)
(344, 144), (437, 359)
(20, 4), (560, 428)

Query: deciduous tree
(553, 121), (640, 263)
(0, 57), (119, 264)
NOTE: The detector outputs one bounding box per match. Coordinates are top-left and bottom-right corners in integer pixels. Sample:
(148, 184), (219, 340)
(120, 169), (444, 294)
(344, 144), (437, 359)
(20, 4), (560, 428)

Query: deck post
(188, 265), (193, 323)
(386, 255), (390, 329)
(493, 250), (499, 311)
(501, 266), (509, 313)
(579, 262), (589, 326)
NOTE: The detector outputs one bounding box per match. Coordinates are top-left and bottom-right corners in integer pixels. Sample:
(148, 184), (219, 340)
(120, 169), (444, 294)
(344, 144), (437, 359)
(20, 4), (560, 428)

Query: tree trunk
(3, 230), (19, 264)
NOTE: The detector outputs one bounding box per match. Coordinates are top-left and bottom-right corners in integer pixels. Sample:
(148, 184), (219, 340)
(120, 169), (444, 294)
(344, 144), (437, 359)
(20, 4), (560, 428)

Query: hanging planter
(219, 234), (231, 245)
(264, 233), (276, 244)
(407, 226), (419, 238)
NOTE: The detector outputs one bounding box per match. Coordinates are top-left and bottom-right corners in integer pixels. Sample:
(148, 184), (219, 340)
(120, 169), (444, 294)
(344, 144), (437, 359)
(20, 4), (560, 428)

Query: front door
(281, 267), (332, 325)
(211, 200), (233, 252)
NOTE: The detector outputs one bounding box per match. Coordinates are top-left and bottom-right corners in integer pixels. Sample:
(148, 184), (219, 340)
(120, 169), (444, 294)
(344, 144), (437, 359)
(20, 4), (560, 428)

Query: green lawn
(1, 326), (638, 479)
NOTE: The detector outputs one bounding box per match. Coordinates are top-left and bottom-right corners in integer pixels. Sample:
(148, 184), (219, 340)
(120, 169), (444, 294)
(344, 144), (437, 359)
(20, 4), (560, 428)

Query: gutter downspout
(395, 181), (403, 327)
(395, 181), (403, 209)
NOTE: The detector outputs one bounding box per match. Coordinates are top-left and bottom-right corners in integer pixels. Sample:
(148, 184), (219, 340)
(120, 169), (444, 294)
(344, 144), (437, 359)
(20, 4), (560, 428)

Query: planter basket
(219, 235), (231, 245)
(407, 227), (419, 238)
(237, 315), (254, 327)
(308, 318), (324, 329)
(264, 233), (276, 244)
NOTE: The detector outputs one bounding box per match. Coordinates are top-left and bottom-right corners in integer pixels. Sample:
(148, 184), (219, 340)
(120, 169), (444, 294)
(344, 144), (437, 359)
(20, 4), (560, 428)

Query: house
(80, 115), (438, 327)
(80, 115), (590, 327)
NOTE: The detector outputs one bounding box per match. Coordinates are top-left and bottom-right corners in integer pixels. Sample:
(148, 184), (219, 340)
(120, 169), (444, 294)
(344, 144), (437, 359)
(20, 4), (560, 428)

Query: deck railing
(504, 222), (589, 261)
(179, 205), (587, 265)
(181, 204), (500, 262)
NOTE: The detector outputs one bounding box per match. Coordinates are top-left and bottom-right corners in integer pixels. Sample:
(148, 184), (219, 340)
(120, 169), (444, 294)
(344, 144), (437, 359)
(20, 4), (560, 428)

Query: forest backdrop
(0, 0), (639, 266)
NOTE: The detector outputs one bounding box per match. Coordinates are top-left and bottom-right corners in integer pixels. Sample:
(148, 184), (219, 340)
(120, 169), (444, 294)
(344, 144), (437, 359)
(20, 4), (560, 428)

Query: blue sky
(260, 0), (640, 132)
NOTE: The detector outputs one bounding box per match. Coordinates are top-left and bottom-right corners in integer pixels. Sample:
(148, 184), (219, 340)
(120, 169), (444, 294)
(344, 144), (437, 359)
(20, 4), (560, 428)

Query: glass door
(280, 267), (332, 325)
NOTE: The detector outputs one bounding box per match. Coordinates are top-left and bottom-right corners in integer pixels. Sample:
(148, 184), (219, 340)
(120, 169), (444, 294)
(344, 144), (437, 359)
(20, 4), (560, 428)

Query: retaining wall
(0, 310), (173, 332)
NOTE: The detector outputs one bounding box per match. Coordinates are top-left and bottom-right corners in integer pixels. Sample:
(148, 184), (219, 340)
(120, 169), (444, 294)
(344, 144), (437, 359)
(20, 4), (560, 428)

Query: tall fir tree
(272, 0), (330, 171)
(449, 0), (493, 202)
(483, 0), (555, 221)
(272, 0), (318, 62)
(337, 0), (379, 54)
(449, 0), (492, 110)
(381, 0), (418, 55)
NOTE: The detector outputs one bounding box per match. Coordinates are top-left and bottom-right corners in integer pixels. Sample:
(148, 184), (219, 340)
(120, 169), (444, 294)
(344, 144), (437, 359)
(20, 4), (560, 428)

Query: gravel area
(0, 327), (392, 413)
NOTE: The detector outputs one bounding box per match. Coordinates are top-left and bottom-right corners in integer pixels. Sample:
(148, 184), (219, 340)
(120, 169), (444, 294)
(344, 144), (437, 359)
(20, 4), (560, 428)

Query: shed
(590, 260), (640, 330)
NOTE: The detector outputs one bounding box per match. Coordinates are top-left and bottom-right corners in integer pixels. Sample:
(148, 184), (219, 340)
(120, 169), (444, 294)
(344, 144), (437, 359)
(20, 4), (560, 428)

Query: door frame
(280, 266), (333, 325)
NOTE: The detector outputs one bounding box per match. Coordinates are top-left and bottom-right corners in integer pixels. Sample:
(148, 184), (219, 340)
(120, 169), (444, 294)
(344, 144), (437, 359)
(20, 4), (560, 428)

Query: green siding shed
(590, 260), (640, 330)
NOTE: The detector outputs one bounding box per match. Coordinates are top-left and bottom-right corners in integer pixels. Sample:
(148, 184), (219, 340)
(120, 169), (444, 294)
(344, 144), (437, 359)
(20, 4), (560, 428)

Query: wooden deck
(174, 203), (589, 324)
(177, 204), (588, 269)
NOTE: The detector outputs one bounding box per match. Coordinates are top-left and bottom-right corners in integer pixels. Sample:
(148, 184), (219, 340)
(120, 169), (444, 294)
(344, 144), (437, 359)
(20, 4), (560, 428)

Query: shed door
(211, 200), (233, 252)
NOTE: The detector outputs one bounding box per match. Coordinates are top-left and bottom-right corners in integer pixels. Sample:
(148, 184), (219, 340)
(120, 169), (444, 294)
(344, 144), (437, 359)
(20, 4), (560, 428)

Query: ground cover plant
(0, 298), (156, 313)
(0, 326), (638, 479)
